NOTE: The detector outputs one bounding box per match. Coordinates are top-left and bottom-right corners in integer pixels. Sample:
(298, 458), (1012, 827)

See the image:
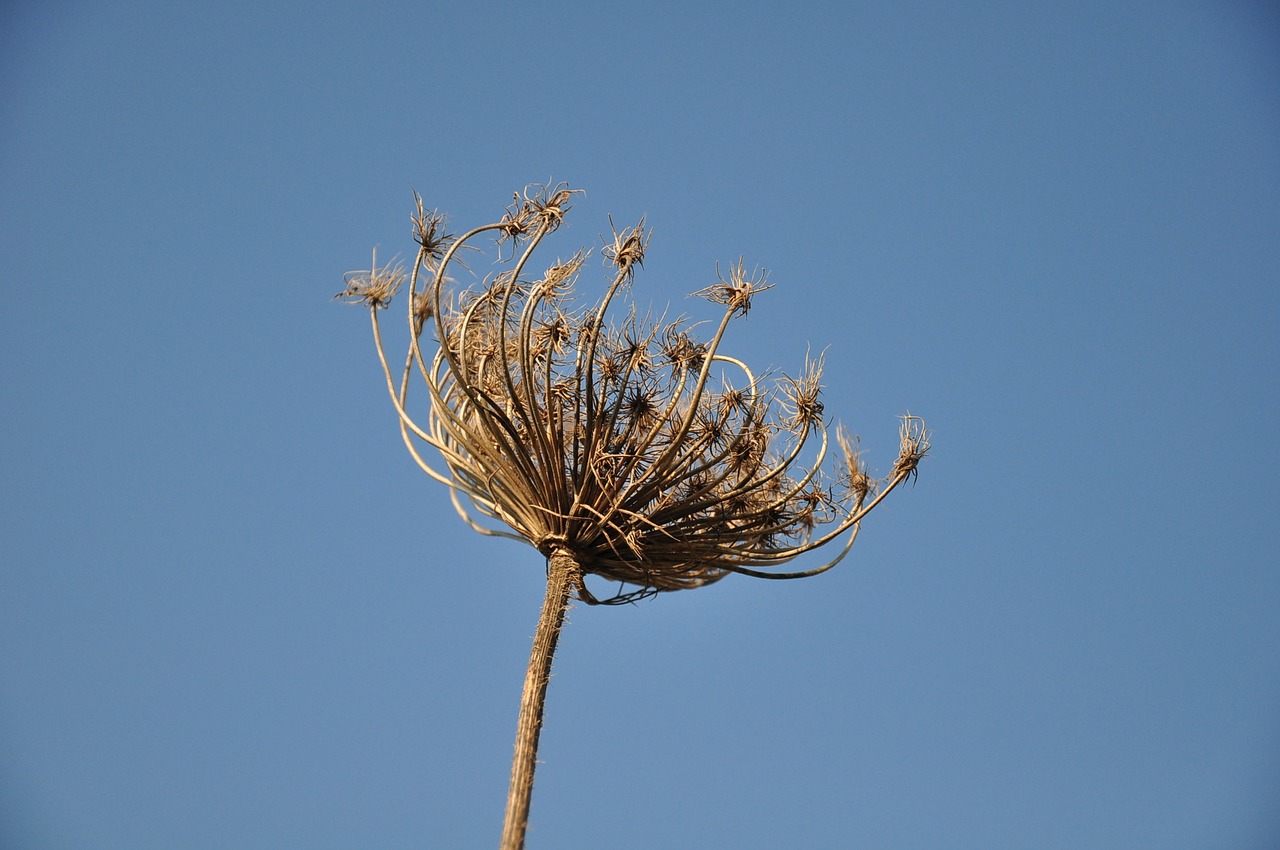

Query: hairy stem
(500, 548), (580, 850)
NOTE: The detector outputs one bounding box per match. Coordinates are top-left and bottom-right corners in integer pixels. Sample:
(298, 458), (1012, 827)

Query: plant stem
(500, 547), (580, 850)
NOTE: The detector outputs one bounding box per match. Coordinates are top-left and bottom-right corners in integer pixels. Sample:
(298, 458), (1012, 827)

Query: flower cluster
(342, 183), (927, 603)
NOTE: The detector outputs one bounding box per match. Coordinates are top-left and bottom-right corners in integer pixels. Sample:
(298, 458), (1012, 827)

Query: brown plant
(338, 183), (928, 849)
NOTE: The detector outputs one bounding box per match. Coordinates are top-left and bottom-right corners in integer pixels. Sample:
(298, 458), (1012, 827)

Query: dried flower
(350, 183), (928, 601)
(892, 413), (932, 484)
(340, 184), (928, 850)
(335, 249), (405, 309)
(411, 191), (453, 262)
(602, 215), (650, 274)
(695, 256), (774, 316)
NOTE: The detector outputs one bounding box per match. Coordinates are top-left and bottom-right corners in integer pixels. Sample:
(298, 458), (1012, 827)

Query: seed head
(335, 249), (405, 309)
(892, 414), (932, 484)
(602, 217), (650, 275)
(341, 184), (927, 602)
(695, 257), (774, 317)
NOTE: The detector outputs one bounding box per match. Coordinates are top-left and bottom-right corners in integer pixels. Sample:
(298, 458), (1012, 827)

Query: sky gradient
(2, 2), (1279, 847)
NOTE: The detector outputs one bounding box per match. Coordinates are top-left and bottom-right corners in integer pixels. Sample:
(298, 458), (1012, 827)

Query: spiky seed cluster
(695, 257), (775, 317)
(342, 183), (928, 604)
(336, 249), (405, 309)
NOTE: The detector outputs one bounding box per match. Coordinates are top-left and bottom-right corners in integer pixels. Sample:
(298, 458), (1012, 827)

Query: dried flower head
(892, 413), (931, 484)
(601, 215), (650, 274)
(344, 184), (927, 604)
(695, 257), (774, 317)
(341, 192), (931, 847)
(335, 249), (405, 309)
(411, 191), (453, 263)
(497, 182), (584, 255)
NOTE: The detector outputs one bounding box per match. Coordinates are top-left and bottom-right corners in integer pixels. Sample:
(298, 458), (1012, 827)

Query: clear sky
(2, 2), (1278, 848)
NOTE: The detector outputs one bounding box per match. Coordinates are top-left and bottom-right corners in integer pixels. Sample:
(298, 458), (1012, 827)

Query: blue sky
(2, 1), (1278, 847)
